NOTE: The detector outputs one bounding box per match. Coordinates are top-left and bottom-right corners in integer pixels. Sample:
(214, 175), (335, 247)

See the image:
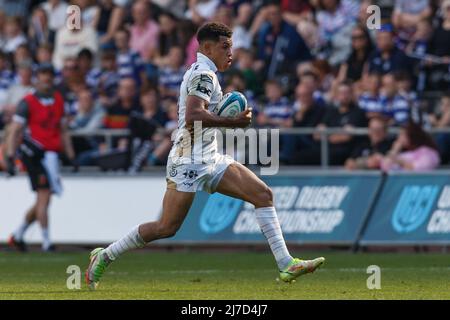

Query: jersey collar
(196, 52), (218, 73)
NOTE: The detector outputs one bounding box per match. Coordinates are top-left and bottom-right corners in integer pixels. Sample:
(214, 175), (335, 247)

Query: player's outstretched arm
(185, 95), (251, 128)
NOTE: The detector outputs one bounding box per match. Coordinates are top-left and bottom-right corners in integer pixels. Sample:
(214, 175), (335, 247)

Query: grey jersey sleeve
(187, 72), (215, 103)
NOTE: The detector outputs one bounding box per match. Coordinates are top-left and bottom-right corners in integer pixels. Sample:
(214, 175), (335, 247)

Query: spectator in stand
(103, 77), (139, 130)
(13, 44), (33, 68)
(224, 71), (256, 107)
(128, 85), (168, 172)
(36, 44), (63, 84)
(69, 88), (105, 165)
(395, 71), (427, 125)
(429, 91), (450, 163)
(381, 121), (440, 172)
(158, 46), (187, 100)
(77, 48), (95, 81)
(404, 18), (433, 59)
(57, 57), (87, 119)
(179, 19), (199, 66)
(256, 80), (292, 128)
(404, 18), (433, 92)
(281, 82), (327, 164)
(74, 0), (100, 28)
(185, 0), (221, 25)
(425, 0), (450, 90)
(86, 49), (120, 106)
(312, 59), (335, 98)
(313, 81), (368, 165)
(36, 44), (54, 65)
(58, 57), (79, 92)
(315, 0), (360, 66)
(0, 60), (33, 129)
(255, 1), (312, 80)
(114, 28), (146, 87)
(104, 0), (130, 51)
(27, 6), (51, 51)
(280, 0), (314, 36)
(336, 24), (373, 84)
(130, 0), (160, 62)
(231, 2), (254, 53)
(3, 60), (34, 110)
(357, 71), (383, 118)
(3, 16), (27, 54)
(345, 117), (393, 170)
(154, 11), (182, 65)
(70, 88), (105, 132)
(0, 50), (14, 110)
(367, 24), (411, 76)
(214, 4), (233, 28)
(147, 103), (176, 167)
(164, 98), (178, 132)
(40, 0), (69, 44)
(392, 0), (432, 49)
(52, 17), (98, 70)
(297, 68), (327, 107)
(233, 49), (261, 97)
(92, 0), (117, 50)
(77, 77), (139, 166)
(379, 73), (411, 126)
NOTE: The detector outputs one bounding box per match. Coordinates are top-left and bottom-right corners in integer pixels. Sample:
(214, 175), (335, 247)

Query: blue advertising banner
(361, 173), (450, 245)
(167, 173), (382, 244)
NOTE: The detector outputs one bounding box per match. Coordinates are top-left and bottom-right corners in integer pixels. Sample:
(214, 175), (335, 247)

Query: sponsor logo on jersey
(196, 83), (212, 97)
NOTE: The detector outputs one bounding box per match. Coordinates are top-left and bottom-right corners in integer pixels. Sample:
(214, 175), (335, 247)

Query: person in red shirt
(5, 63), (75, 252)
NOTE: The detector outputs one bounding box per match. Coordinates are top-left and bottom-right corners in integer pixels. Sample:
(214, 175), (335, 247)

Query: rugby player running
(86, 22), (325, 289)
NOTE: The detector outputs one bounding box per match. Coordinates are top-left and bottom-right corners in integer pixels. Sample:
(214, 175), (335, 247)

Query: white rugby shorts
(166, 153), (235, 193)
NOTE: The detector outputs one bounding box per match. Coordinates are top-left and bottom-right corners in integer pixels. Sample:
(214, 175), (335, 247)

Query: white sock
(42, 228), (51, 250)
(105, 225), (146, 260)
(14, 221), (31, 240)
(255, 206), (293, 270)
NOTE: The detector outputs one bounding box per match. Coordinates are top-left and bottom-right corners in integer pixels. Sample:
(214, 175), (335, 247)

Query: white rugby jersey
(168, 52), (223, 164)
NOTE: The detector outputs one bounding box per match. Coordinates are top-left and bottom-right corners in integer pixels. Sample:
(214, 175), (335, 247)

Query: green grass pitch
(0, 250), (449, 299)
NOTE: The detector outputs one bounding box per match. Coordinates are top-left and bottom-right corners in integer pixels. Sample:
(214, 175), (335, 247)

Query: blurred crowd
(0, 0), (450, 172)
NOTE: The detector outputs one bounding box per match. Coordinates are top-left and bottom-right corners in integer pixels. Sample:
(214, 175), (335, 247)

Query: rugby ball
(215, 91), (247, 117)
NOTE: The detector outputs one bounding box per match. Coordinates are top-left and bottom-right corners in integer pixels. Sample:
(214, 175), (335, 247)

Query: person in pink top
(129, 0), (160, 62)
(380, 122), (440, 172)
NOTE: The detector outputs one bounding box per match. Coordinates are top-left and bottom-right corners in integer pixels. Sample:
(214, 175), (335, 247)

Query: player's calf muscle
(156, 221), (180, 239)
(139, 189), (193, 242)
(138, 221), (179, 242)
(153, 218), (182, 239)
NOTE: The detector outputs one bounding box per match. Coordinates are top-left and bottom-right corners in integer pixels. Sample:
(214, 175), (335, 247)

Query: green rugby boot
(85, 248), (112, 290)
(279, 257), (325, 283)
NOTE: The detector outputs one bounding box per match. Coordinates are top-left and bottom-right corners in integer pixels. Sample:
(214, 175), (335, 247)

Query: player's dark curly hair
(196, 22), (233, 43)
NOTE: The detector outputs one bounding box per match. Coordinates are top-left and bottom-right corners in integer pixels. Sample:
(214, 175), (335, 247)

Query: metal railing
(1, 127), (450, 169)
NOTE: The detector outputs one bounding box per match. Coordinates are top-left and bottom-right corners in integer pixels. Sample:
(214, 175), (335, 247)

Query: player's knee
(253, 186), (273, 207)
